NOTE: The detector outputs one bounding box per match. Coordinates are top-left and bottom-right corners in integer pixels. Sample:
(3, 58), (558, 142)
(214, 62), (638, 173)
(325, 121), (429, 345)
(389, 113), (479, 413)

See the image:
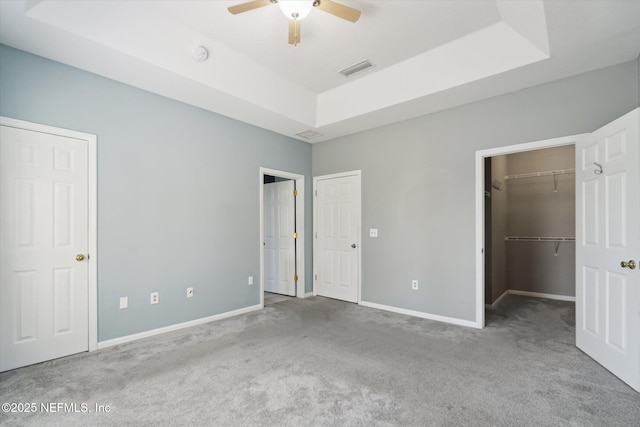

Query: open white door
(0, 124), (90, 372)
(264, 180), (296, 296)
(576, 108), (640, 391)
(314, 172), (360, 303)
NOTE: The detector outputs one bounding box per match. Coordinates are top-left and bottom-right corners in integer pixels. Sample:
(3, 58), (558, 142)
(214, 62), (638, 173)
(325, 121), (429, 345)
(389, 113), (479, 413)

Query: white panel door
(0, 125), (89, 372)
(314, 173), (360, 303)
(576, 108), (640, 391)
(264, 180), (296, 296)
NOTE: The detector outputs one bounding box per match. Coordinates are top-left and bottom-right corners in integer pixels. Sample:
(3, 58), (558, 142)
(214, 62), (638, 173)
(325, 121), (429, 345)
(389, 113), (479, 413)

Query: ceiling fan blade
(314, 0), (360, 23)
(228, 0), (273, 15)
(288, 19), (301, 45)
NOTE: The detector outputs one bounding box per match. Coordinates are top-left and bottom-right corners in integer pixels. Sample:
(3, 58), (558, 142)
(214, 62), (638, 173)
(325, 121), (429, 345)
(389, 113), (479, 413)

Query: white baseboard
(507, 289), (575, 302)
(487, 290), (510, 307)
(304, 292), (314, 298)
(359, 300), (479, 329)
(97, 304), (262, 349)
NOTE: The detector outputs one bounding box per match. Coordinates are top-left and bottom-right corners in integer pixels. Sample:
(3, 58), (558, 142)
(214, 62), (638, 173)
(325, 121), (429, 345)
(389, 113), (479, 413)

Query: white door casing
(475, 134), (582, 328)
(313, 171), (361, 303)
(264, 180), (296, 296)
(0, 118), (97, 372)
(576, 108), (640, 392)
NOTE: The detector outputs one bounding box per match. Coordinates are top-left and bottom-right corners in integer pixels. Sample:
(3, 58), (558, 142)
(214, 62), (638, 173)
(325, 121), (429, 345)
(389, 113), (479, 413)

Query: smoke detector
(192, 46), (209, 62)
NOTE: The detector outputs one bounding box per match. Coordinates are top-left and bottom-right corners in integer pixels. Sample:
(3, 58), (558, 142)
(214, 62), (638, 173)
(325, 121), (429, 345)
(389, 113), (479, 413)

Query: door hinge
(293, 189), (298, 197)
(293, 232), (298, 239)
(314, 274), (317, 280)
(294, 274), (299, 282)
(315, 190), (317, 196)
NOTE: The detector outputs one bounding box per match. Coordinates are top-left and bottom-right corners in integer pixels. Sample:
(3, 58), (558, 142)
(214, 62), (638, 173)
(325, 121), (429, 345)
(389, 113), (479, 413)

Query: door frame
(313, 170), (362, 303)
(0, 116), (98, 352)
(259, 167), (305, 307)
(474, 134), (586, 328)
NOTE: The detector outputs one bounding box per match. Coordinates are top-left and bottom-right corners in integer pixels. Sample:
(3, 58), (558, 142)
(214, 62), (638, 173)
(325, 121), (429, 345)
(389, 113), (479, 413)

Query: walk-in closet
(485, 145), (576, 306)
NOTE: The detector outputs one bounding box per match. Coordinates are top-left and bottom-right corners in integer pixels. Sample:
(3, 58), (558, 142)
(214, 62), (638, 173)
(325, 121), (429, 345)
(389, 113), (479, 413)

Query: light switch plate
(369, 228), (378, 237)
(119, 297), (128, 309)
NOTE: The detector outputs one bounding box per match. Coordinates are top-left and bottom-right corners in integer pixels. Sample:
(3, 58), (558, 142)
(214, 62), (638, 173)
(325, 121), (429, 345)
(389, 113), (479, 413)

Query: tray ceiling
(1, 1), (639, 142)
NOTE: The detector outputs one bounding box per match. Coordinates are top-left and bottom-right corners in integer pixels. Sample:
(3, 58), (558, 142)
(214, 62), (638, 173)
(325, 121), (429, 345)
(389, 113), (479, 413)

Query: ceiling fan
(228, 0), (361, 46)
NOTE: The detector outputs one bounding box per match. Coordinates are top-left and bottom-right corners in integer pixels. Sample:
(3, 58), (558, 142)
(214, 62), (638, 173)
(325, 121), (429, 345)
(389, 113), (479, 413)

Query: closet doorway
(259, 168), (305, 307)
(476, 110), (640, 392)
(264, 175), (296, 297)
(484, 145), (576, 309)
(475, 134), (580, 327)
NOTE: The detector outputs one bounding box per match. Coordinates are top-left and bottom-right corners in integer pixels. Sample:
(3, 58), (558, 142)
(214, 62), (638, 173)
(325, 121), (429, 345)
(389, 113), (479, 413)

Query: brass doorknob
(76, 254), (85, 262)
(620, 260), (636, 270)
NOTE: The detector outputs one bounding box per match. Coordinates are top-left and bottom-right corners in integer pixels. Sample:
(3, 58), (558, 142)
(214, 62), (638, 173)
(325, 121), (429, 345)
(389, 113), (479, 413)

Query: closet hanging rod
(505, 236), (575, 242)
(504, 168), (575, 180)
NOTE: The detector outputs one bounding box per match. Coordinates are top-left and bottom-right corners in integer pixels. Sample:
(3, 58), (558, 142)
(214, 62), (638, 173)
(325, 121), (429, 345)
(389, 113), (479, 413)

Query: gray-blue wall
(0, 45), (313, 341)
(313, 59), (639, 322)
(2, 43), (638, 336)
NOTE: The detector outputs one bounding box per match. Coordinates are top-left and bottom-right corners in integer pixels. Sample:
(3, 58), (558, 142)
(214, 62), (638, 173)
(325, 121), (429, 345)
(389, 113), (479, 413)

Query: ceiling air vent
(296, 130), (323, 140)
(339, 60), (375, 78)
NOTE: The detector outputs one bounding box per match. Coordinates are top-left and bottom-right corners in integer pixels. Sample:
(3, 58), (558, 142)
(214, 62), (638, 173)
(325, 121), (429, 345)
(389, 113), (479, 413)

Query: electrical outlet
(369, 228), (378, 237)
(150, 292), (159, 304)
(187, 287), (194, 298)
(119, 296), (128, 309)
(248, 276), (254, 285)
(412, 280), (419, 290)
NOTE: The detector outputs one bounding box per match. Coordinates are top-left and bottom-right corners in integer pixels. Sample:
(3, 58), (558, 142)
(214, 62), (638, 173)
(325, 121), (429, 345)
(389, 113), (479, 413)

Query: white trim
(0, 116), (98, 352)
(507, 289), (575, 302)
(489, 289), (510, 307)
(360, 301), (479, 329)
(304, 292), (314, 298)
(313, 170), (362, 181)
(487, 289), (575, 307)
(475, 134), (586, 329)
(97, 304), (262, 349)
(87, 128), (98, 351)
(313, 170), (362, 303)
(259, 168), (305, 306)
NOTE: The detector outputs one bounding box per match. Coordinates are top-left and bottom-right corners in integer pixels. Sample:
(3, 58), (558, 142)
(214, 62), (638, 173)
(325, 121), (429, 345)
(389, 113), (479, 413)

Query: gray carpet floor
(264, 291), (293, 306)
(1, 295), (638, 426)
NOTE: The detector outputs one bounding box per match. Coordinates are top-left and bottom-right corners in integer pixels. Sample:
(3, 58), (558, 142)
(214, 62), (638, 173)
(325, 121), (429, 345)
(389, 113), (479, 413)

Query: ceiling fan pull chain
(293, 14), (299, 47)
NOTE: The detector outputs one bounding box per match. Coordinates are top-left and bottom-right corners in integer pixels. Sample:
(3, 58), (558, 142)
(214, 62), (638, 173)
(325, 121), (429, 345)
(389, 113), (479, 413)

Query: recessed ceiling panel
(1, 0), (639, 142)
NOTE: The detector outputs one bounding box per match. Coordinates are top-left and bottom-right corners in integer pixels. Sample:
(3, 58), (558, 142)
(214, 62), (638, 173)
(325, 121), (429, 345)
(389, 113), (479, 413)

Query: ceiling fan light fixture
(278, 0), (314, 20)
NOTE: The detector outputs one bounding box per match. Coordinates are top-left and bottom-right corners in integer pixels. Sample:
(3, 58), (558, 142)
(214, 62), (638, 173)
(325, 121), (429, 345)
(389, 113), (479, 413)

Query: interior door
(264, 180), (296, 296)
(314, 173), (360, 303)
(576, 108), (639, 391)
(0, 124), (89, 372)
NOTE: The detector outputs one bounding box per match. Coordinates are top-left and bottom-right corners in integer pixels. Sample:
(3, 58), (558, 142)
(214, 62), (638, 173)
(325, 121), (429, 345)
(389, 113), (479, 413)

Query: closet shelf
(504, 168), (575, 180)
(505, 236), (575, 256)
(505, 236), (575, 242)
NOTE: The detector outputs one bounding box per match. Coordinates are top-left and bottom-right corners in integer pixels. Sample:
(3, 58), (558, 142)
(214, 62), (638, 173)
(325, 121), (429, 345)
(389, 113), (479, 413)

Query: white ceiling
(1, 1), (639, 143)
